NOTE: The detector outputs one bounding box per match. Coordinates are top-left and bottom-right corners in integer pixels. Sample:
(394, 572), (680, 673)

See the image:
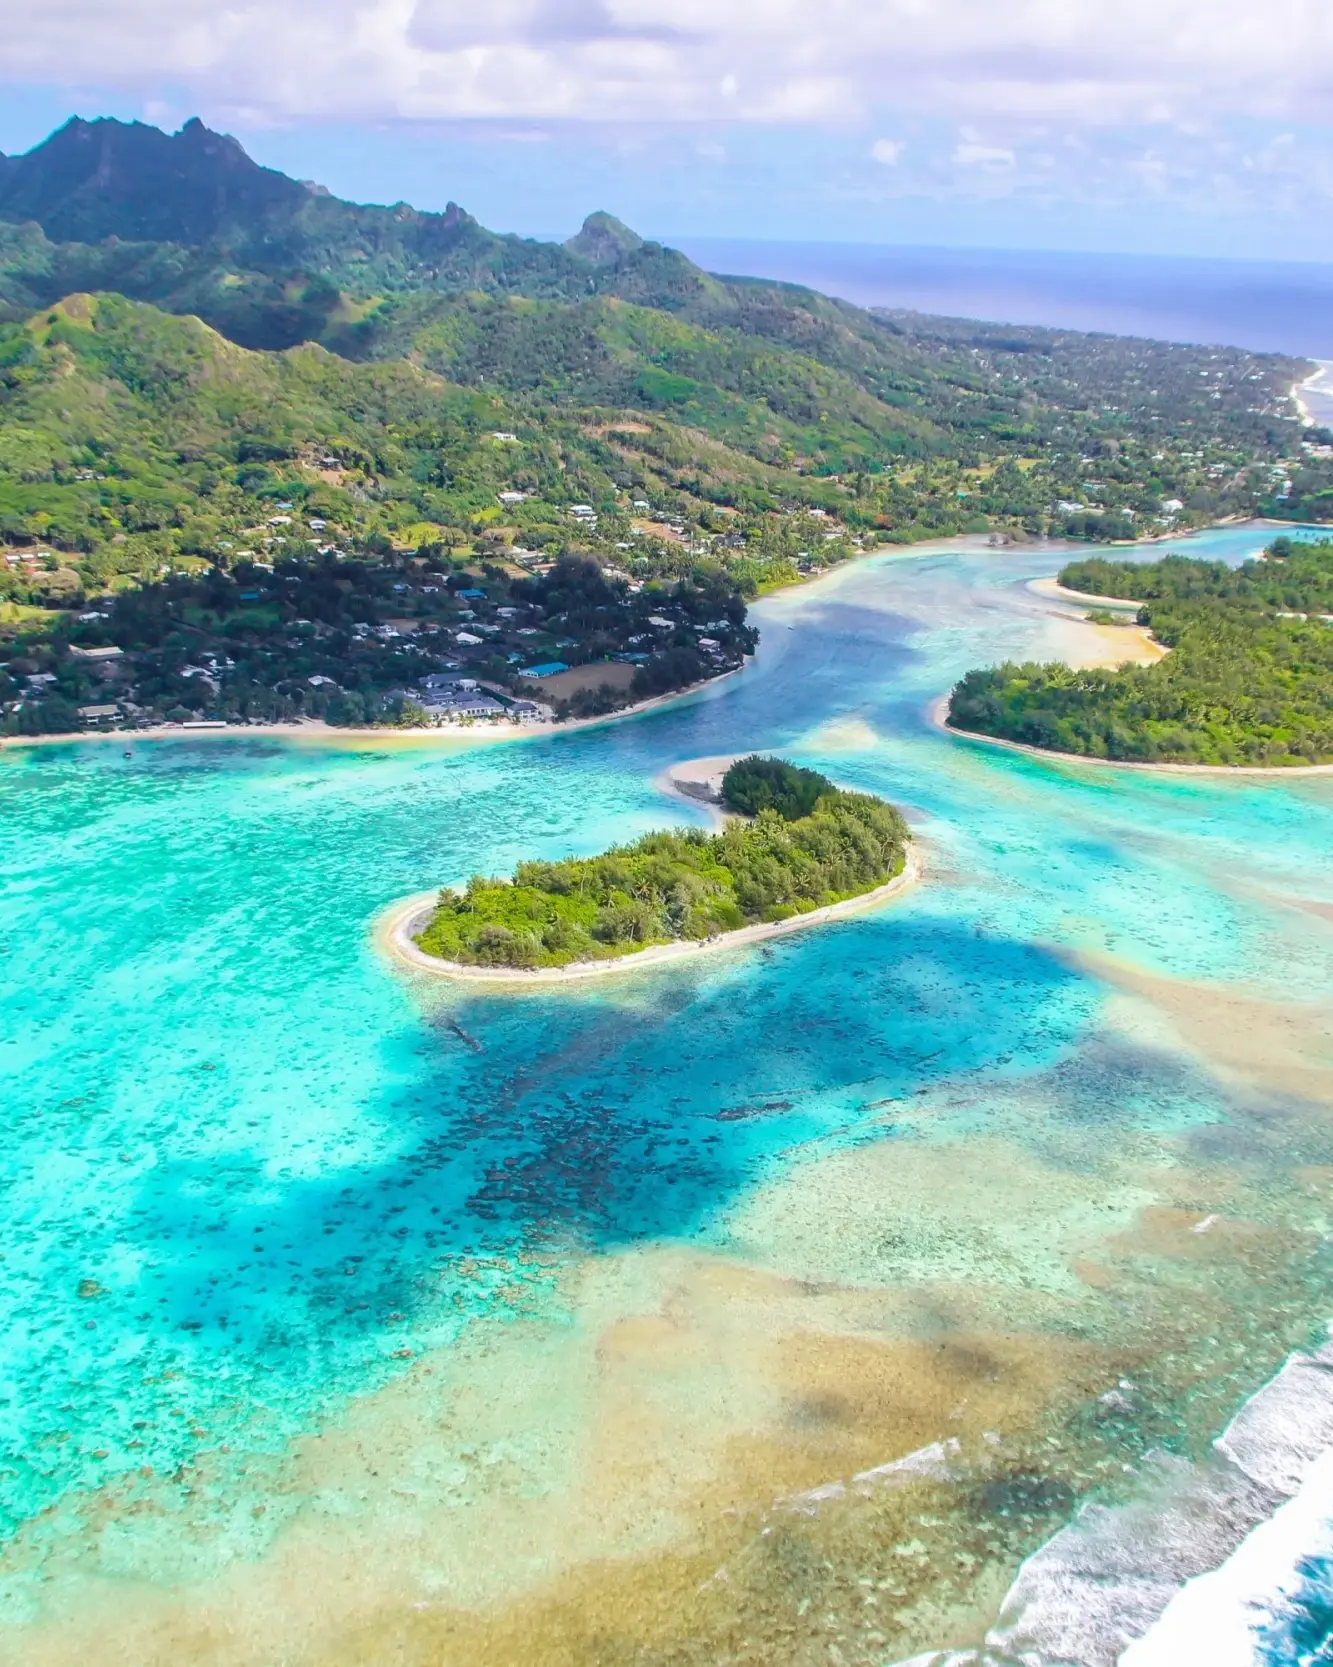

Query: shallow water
(1, 527), (1331, 1664)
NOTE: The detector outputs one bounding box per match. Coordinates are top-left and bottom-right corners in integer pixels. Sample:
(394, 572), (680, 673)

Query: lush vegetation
(414, 778), (910, 968)
(0, 120), (1321, 543)
(947, 536), (1333, 765)
(720, 755), (835, 819)
(1, 114), (1329, 736)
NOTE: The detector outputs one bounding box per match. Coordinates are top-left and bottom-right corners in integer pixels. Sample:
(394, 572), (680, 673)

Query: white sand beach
(378, 845), (922, 987)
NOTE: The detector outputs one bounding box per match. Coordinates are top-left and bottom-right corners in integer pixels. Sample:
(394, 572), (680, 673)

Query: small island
(947, 535), (1333, 767)
(397, 757), (914, 980)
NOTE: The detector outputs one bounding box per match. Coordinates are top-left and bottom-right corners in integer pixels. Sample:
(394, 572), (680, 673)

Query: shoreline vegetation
(390, 757), (916, 983)
(0, 657), (747, 752)
(945, 532), (1333, 769)
(930, 695), (1333, 777)
(1, 521), (1292, 753)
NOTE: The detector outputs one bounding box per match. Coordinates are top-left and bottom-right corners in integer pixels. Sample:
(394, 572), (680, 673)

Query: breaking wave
(894, 1331), (1333, 1666)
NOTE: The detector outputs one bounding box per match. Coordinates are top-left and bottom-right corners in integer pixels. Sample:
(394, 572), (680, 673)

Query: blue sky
(4, 0), (1333, 258)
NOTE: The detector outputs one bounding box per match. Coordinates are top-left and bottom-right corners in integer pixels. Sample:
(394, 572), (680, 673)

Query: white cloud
(953, 142), (1015, 168)
(871, 138), (904, 165)
(6, 0), (1333, 131)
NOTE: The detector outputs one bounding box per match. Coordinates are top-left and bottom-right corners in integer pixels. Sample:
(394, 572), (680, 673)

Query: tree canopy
(720, 755), (835, 819)
(948, 537), (1333, 766)
(415, 782), (909, 968)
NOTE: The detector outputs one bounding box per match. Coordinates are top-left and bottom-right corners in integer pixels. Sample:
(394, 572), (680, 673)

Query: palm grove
(415, 758), (910, 969)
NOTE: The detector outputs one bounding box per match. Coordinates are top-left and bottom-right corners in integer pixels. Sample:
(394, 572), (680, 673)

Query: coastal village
(0, 513), (759, 735)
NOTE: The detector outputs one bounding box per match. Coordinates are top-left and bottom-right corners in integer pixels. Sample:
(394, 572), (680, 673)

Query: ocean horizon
(670, 238), (1333, 361)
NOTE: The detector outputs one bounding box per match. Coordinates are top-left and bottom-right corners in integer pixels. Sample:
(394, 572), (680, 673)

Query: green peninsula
(413, 757), (910, 969)
(947, 536), (1333, 766)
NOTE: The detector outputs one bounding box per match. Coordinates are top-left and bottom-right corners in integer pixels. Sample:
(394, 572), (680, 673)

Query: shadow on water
(0, 913), (1103, 1523)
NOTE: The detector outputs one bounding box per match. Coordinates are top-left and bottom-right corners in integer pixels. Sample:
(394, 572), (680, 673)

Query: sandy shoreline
(1025, 576), (1166, 668)
(1, 519), (1297, 757)
(928, 694), (1333, 777)
(1295, 363), (1333, 427)
(378, 845), (922, 987)
(651, 753), (741, 828)
(1027, 576), (1143, 611)
(0, 663), (748, 754)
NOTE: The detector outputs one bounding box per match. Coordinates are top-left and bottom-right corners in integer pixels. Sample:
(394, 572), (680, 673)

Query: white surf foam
(1121, 1447), (1333, 1666)
(888, 1331), (1333, 1667)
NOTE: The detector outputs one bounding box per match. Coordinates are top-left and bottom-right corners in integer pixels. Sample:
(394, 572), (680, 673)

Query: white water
(895, 1334), (1333, 1667)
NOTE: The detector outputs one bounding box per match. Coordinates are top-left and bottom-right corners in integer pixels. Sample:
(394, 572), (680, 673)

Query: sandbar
(651, 753), (740, 828)
(1027, 576), (1143, 611)
(379, 845), (922, 987)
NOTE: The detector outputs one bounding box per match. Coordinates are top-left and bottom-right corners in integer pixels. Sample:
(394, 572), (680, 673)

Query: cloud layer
(6, 0), (1333, 130)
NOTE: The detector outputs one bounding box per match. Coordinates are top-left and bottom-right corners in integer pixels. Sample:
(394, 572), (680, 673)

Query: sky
(3, 0), (1333, 258)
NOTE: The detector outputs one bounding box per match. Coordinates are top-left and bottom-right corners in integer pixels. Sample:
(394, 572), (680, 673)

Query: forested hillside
(0, 117), (1318, 548)
(1, 115), (1330, 738)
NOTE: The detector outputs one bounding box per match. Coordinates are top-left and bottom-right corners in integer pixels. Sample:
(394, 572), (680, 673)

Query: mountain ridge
(0, 114), (709, 339)
(0, 111), (1323, 622)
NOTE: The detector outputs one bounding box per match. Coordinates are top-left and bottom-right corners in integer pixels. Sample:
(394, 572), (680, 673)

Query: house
(423, 692), (506, 719)
(455, 631), (483, 646)
(69, 645), (124, 661)
(521, 661), (570, 678)
(77, 703), (120, 723)
(497, 492), (527, 504)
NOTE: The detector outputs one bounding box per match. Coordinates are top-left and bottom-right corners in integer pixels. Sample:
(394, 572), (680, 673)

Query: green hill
(1, 114), (1330, 740)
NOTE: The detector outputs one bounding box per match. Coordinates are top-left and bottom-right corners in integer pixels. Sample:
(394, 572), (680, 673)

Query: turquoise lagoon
(1, 527), (1332, 1664)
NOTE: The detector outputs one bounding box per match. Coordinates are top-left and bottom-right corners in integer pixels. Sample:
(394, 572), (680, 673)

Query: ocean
(673, 239), (1333, 360)
(1, 525), (1331, 1663)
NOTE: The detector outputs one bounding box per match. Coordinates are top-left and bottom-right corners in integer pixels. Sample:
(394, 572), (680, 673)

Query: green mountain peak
(566, 212), (645, 267)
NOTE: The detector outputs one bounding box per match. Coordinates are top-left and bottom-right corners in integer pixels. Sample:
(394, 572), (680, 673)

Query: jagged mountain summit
(0, 112), (1309, 553)
(565, 211), (645, 267)
(0, 116), (311, 245)
(0, 116), (710, 343)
